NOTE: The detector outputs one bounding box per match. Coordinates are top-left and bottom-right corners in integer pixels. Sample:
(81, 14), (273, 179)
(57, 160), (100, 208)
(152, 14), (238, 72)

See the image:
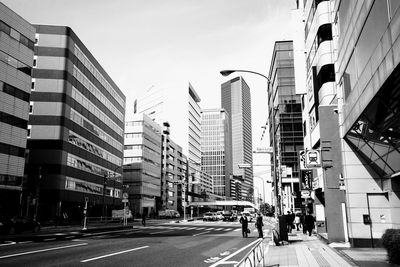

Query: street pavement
(0, 219), (267, 266)
(263, 218), (396, 267)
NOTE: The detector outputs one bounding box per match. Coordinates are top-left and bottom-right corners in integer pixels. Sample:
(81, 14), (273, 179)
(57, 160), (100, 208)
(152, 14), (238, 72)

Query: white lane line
(0, 241), (16, 247)
(18, 241), (33, 244)
(209, 239), (261, 267)
(0, 243), (88, 259)
(214, 228), (223, 231)
(150, 230), (174, 235)
(193, 231), (210, 237)
(196, 227), (205, 230)
(234, 229), (241, 231)
(81, 246), (149, 263)
(224, 228), (232, 231)
(44, 238), (57, 241)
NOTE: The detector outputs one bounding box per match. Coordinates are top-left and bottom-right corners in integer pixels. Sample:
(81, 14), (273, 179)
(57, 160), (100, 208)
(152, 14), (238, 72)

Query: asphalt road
(0, 220), (273, 267)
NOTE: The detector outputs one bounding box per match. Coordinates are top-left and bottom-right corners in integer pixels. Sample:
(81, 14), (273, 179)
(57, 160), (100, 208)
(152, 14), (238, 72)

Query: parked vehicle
(215, 211), (224, 220)
(158, 209), (180, 219)
(203, 212), (216, 221)
(222, 211), (237, 221)
(0, 216), (40, 235)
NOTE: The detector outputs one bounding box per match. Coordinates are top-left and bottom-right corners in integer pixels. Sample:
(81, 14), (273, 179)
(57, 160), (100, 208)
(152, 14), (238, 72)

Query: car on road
(222, 211), (237, 221)
(158, 209), (180, 219)
(203, 212), (217, 221)
(215, 211), (224, 220)
(0, 216), (40, 235)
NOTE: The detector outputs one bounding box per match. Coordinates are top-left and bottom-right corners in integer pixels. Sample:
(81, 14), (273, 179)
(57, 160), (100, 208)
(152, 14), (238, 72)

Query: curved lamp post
(220, 69), (280, 216)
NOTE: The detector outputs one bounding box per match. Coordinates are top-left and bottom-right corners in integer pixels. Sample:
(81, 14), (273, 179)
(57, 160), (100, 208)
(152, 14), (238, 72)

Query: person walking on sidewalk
(239, 214), (249, 238)
(300, 213), (307, 234)
(305, 212), (315, 236)
(142, 212), (146, 227)
(295, 213), (301, 230)
(255, 213), (264, 238)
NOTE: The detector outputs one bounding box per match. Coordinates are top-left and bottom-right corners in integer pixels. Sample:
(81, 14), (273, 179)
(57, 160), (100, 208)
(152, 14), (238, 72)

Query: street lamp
(221, 69), (280, 217)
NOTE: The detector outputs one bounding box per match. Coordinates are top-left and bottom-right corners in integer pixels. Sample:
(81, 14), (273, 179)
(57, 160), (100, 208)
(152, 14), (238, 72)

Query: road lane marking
(150, 230), (174, 235)
(80, 246), (149, 262)
(18, 241), (33, 244)
(234, 229), (241, 231)
(209, 239), (261, 267)
(193, 231), (210, 236)
(0, 241), (16, 247)
(224, 228), (232, 231)
(44, 238), (57, 241)
(0, 243), (88, 259)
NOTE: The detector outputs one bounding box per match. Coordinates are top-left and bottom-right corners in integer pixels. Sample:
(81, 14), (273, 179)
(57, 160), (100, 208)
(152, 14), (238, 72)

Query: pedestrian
(255, 213), (264, 238)
(239, 213), (249, 238)
(142, 212), (146, 227)
(300, 213), (307, 234)
(295, 214), (301, 231)
(286, 211), (294, 233)
(305, 212), (315, 236)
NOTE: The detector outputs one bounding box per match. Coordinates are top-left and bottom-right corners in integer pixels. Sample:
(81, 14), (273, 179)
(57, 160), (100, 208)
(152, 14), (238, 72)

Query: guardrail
(234, 238), (265, 267)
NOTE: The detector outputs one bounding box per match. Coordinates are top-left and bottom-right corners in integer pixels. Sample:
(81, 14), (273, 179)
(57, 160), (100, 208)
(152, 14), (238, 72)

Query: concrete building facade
(334, 0), (400, 247)
(123, 113), (161, 217)
(302, 0), (346, 242)
(0, 3), (35, 216)
(26, 25), (125, 221)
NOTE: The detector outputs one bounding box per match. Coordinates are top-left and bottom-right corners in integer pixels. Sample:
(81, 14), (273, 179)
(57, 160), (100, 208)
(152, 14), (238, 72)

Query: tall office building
(124, 114), (161, 217)
(135, 82), (205, 207)
(221, 77), (253, 201)
(201, 109), (232, 198)
(334, 1), (400, 247)
(301, 0), (346, 242)
(268, 41), (303, 214)
(26, 25), (125, 221)
(0, 3), (35, 216)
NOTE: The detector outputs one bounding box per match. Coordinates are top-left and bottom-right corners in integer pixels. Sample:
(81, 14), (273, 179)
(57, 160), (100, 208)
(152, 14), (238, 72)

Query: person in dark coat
(286, 211), (295, 233)
(239, 214), (249, 238)
(300, 213), (307, 234)
(305, 213), (315, 236)
(255, 213), (264, 238)
(142, 212), (146, 227)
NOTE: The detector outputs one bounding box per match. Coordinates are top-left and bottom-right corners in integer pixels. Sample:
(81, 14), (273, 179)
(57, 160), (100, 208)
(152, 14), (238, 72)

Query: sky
(3, 0), (299, 203)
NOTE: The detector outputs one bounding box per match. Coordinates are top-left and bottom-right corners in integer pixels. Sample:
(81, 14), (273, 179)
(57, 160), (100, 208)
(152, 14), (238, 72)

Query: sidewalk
(263, 228), (396, 267)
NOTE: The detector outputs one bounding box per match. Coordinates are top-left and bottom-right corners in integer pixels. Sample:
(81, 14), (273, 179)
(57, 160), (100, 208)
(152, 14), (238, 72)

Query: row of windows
(70, 109), (122, 151)
(0, 20), (34, 50)
(72, 66), (124, 123)
(69, 131), (121, 166)
(65, 176), (102, 195)
(67, 154), (108, 177)
(0, 175), (22, 187)
(0, 81), (29, 102)
(74, 45), (125, 106)
(0, 49), (31, 76)
(124, 144), (161, 157)
(304, 0), (329, 39)
(72, 86), (122, 136)
(0, 111), (27, 129)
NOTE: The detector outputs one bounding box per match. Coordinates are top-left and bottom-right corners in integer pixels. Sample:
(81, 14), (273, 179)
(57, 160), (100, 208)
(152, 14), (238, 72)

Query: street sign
(254, 147), (273, 153)
(238, 163), (252, 169)
(299, 150), (309, 170)
(281, 165), (287, 178)
(305, 150), (321, 168)
(122, 199), (129, 203)
(122, 192), (128, 199)
(301, 191), (310, 198)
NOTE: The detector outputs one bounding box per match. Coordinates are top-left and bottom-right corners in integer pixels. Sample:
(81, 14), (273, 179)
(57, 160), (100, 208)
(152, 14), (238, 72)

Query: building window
(29, 102), (33, 114)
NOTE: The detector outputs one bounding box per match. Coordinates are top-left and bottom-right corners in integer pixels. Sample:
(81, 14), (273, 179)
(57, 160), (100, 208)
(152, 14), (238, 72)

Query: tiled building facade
(26, 25), (125, 221)
(0, 3), (35, 216)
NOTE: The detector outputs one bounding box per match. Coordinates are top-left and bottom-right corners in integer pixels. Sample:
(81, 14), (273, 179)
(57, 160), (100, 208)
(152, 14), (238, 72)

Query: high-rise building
(221, 77), (253, 201)
(268, 41), (303, 214)
(135, 82), (205, 208)
(0, 3), (35, 216)
(201, 108), (232, 198)
(334, 0), (400, 247)
(123, 114), (161, 217)
(26, 25), (125, 221)
(302, 0), (346, 243)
